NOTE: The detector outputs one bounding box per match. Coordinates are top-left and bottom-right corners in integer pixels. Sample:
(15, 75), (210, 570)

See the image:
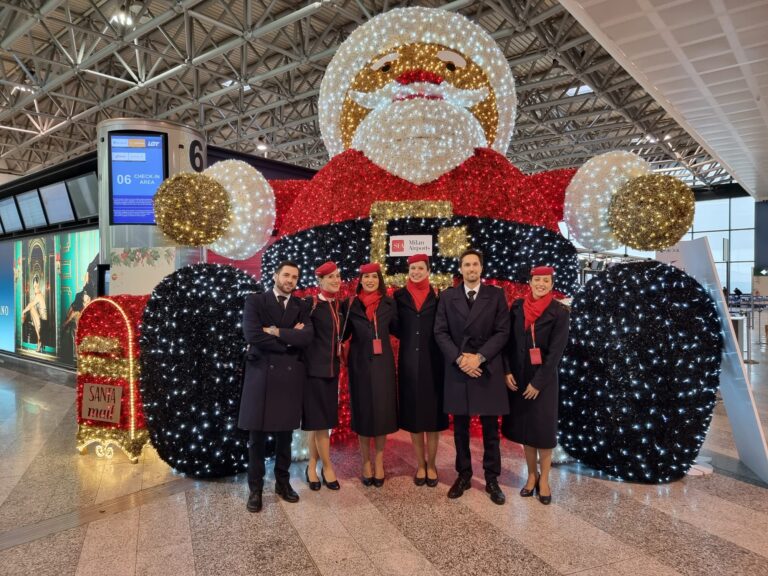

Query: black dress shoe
(321, 469), (340, 490)
(447, 476), (471, 499)
(361, 476), (374, 487)
(485, 480), (506, 505)
(373, 476), (385, 488)
(425, 474), (439, 488)
(539, 493), (552, 505)
(246, 490), (263, 513)
(306, 466), (321, 491)
(275, 482), (300, 503)
(414, 471), (427, 486)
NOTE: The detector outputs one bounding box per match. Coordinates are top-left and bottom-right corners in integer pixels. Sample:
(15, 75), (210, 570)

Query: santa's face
(341, 43), (498, 184)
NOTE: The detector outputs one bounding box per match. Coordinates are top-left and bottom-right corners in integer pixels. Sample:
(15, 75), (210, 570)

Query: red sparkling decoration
(217, 148), (577, 441)
(76, 295), (149, 431)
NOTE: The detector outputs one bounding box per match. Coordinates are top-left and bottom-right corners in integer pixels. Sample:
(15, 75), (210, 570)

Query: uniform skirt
(301, 376), (339, 431)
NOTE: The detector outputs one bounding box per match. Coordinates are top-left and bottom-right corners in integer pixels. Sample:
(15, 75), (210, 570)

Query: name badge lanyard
(328, 298), (341, 357)
(529, 322), (542, 365)
(372, 309), (383, 355)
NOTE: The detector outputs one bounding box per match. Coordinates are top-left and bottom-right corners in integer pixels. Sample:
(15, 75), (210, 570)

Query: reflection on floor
(0, 342), (766, 576)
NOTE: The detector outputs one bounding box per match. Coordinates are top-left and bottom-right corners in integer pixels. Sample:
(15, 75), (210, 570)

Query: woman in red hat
(502, 265), (570, 505)
(342, 262), (398, 487)
(393, 254), (448, 487)
(302, 261), (342, 491)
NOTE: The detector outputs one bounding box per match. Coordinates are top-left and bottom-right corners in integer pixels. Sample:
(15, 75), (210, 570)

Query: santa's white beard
(351, 99), (487, 185)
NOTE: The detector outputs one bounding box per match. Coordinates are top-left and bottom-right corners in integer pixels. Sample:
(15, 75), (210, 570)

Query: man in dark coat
(434, 249), (510, 505)
(238, 261), (313, 512)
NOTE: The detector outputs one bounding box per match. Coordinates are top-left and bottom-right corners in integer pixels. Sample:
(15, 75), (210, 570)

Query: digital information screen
(0, 197), (23, 232)
(16, 190), (47, 228)
(66, 172), (98, 219)
(109, 133), (166, 224)
(39, 182), (75, 224)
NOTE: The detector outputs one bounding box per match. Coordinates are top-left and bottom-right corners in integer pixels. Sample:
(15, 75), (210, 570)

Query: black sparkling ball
(140, 263), (263, 477)
(559, 261), (722, 483)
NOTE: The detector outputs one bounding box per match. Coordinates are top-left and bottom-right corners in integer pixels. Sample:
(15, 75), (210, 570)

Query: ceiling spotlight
(256, 140), (268, 151)
(110, 3), (134, 27)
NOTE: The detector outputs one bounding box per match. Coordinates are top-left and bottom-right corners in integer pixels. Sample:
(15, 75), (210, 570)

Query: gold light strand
(154, 173), (231, 247)
(608, 174), (694, 251)
(79, 336), (122, 354)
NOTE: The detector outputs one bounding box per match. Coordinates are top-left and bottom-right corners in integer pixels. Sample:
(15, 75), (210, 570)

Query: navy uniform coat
(342, 296), (399, 437)
(434, 283), (510, 416)
(393, 287), (448, 432)
(501, 298), (570, 448)
(237, 292), (313, 432)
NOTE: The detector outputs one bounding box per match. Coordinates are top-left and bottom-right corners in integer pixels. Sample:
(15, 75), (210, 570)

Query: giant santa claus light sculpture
(152, 7), (720, 483)
(262, 7), (591, 299)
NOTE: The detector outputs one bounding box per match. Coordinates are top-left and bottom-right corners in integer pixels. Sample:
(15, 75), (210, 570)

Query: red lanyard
(530, 322), (537, 348)
(372, 309), (379, 340)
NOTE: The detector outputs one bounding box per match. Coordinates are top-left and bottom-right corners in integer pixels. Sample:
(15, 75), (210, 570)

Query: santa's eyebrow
(371, 52), (399, 70)
(437, 50), (466, 68)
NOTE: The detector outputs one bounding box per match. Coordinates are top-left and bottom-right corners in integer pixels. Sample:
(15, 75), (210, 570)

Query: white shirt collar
(464, 283), (481, 298)
(273, 287), (291, 303)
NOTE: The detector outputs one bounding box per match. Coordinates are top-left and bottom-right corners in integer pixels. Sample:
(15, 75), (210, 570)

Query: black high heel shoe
(373, 476), (385, 488)
(520, 475), (539, 497)
(321, 469), (340, 490)
(537, 480), (552, 505)
(306, 466), (321, 491)
(414, 465), (427, 486)
(425, 465), (438, 488)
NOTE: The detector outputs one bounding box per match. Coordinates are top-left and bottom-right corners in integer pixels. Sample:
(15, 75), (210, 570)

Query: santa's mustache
(350, 80), (488, 111)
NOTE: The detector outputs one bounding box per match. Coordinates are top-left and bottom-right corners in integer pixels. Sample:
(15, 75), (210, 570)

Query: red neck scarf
(406, 278), (430, 311)
(320, 289), (338, 300)
(523, 288), (553, 331)
(358, 290), (382, 322)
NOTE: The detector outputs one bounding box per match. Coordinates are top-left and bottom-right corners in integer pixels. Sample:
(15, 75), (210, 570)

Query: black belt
(263, 217), (579, 296)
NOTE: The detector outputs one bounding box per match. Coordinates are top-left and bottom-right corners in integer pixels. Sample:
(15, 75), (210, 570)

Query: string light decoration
(154, 173), (231, 247)
(76, 295), (150, 463)
(320, 8), (517, 162)
(609, 174), (694, 251)
(264, 215), (579, 295)
(204, 160), (276, 260)
(139, 263), (262, 477)
(563, 151), (650, 251)
(559, 261), (722, 483)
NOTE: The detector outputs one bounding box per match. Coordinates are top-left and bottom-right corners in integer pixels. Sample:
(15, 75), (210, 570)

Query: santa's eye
(437, 50), (466, 70)
(371, 52), (398, 71)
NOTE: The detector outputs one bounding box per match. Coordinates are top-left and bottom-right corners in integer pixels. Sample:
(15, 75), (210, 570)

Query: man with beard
(434, 249), (510, 505)
(238, 261), (313, 513)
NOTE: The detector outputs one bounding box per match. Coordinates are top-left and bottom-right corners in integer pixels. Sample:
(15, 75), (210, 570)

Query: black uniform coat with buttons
(393, 287), (448, 432)
(501, 298), (570, 449)
(434, 283), (510, 416)
(301, 296), (341, 430)
(237, 291), (313, 432)
(341, 295), (398, 437)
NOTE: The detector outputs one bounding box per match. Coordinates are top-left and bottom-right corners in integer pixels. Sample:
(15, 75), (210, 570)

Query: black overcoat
(342, 295), (398, 437)
(393, 287), (448, 432)
(237, 292), (313, 432)
(501, 298), (570, 448)
(434, 283), (510, 416)
(301, 296), (341, 430)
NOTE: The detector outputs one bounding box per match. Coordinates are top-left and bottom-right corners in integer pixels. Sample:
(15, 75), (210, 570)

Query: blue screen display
(110, 133), (166, 224)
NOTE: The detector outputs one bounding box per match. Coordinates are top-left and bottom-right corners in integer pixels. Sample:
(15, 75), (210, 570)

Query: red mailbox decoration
(75, 295), (150, 462)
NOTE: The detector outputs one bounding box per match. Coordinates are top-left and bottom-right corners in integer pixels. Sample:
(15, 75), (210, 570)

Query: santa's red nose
(395, 69), (444, 85)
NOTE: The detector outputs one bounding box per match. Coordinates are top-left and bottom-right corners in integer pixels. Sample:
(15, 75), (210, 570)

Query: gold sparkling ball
(608, 174), (694, 251)
(154, 173), (232, 247)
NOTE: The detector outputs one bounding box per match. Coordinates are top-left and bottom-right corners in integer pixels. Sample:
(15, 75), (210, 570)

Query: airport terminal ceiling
(0, 0), (737, 190)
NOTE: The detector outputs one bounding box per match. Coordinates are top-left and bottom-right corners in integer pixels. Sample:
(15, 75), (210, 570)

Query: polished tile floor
(0, 336), (766, 576)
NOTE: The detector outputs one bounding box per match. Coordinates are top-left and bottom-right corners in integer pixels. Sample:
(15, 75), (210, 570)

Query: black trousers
(247, 430), (292, 492)
(453, 415), (501, 482)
